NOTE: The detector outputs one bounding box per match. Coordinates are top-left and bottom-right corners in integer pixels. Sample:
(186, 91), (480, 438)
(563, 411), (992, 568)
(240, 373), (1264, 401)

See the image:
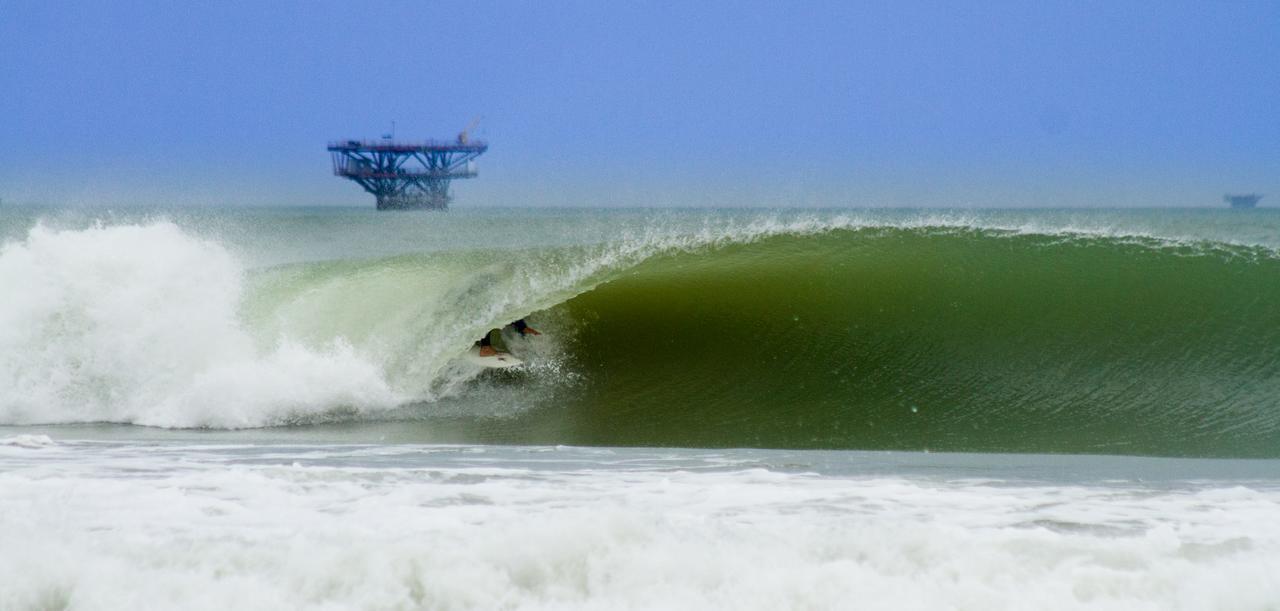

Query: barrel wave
(531, 230), (1280, 457)
(2, 216), (1278, 457)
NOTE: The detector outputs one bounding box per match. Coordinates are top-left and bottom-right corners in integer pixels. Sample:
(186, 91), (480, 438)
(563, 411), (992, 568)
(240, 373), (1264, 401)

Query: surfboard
(464, 345), (525, 369)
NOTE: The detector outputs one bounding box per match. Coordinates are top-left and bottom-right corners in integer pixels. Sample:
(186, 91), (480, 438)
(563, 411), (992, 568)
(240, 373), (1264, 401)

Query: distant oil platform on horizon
(328, 120), (487, 210)
(1224, 193), (1263, 209)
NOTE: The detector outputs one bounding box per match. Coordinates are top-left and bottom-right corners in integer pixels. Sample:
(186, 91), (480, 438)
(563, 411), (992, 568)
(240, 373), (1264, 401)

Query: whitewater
(2, 206), (1279, 609)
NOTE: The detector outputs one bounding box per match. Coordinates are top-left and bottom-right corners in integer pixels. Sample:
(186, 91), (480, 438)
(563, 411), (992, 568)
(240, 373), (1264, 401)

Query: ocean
(1, 206), (1278, 609)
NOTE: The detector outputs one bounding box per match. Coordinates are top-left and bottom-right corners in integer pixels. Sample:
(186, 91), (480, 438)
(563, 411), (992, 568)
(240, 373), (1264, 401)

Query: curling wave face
(1, 209), (1278, 457)
(541, 230), (1280, 457)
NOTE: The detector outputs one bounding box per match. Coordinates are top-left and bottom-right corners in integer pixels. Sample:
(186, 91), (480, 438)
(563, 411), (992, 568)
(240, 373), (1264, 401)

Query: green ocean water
(512, 229), (1280, 456)
(1, 207), (1278, 457)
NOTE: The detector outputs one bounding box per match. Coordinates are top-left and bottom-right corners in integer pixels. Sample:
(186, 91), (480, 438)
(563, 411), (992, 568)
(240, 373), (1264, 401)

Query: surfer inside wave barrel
(476, 319), (541, 357)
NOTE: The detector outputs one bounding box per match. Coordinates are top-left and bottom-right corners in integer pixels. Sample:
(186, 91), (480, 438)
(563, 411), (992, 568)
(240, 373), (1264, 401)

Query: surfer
(477, 319), (541, 357)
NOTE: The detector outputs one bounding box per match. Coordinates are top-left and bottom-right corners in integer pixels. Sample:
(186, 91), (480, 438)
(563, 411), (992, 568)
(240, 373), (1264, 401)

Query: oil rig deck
(327, 137), (488, 210)
(1224, 193), (1263, 209)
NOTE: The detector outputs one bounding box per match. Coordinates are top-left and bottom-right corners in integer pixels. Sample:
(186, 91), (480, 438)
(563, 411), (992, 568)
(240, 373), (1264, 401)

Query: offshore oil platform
(328, 122), (487, 210)
(1224, 193), (1263, 209)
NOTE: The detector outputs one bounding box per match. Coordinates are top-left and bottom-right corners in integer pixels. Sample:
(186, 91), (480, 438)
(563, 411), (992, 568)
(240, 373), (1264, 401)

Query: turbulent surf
(2, 208), (1278, 457)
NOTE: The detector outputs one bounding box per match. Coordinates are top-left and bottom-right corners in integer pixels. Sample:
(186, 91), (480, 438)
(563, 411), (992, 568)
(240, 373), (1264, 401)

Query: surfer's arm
(511, 319), (541, 336)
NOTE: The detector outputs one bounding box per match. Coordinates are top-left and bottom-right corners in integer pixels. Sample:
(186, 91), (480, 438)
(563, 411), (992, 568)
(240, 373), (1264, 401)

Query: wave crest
(3, 217), (1278, 457)
(0, 222), (401, 427)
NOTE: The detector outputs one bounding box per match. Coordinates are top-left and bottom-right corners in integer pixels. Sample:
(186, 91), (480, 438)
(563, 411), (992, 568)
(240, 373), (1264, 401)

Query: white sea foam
(0, 212), (1271, 428)
(0, 443), (1277, 610)
(0, 215), (870, 428)
(0, 434), (54, 448)
(0, 222), (402, 427)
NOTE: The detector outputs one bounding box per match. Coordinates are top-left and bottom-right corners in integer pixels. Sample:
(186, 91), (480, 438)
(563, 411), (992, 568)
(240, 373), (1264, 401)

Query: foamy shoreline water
(2, 438), (1278, 610)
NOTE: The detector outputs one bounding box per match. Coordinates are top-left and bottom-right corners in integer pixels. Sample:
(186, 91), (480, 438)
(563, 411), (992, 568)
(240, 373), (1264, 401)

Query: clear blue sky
(1, 1), (1277, 207)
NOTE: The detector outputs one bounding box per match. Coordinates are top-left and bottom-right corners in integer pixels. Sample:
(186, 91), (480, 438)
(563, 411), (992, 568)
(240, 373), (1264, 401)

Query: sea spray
(2, 211), (1279, 457)
(0, 222), (401, 427)
(2, 442), (1278, 610)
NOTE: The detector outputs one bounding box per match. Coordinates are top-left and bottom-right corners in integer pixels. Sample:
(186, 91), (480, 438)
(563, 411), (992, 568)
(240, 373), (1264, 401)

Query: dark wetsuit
(477, 319), (530, 350)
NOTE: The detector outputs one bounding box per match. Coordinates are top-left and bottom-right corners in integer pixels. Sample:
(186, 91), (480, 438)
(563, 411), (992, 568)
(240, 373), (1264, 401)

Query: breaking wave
(2, 216), (1278, 457)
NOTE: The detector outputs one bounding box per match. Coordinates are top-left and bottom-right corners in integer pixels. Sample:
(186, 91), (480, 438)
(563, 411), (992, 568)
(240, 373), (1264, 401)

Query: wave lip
(3, 213), (1278, 458)
(524, 228), (1280, 457)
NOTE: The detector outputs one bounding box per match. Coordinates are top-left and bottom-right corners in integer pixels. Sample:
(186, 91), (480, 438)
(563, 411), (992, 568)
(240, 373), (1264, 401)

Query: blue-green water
(3, 206), (1280, 609)
(3, 206), (1278, 456)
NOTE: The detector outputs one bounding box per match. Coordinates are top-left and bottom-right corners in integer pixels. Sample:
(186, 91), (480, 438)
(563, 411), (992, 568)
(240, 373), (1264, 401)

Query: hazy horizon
(2, 1), (1277, 208)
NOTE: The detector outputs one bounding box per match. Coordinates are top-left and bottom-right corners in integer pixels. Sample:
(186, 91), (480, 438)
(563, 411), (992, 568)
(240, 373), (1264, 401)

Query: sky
(1, 0), (1277, 208)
